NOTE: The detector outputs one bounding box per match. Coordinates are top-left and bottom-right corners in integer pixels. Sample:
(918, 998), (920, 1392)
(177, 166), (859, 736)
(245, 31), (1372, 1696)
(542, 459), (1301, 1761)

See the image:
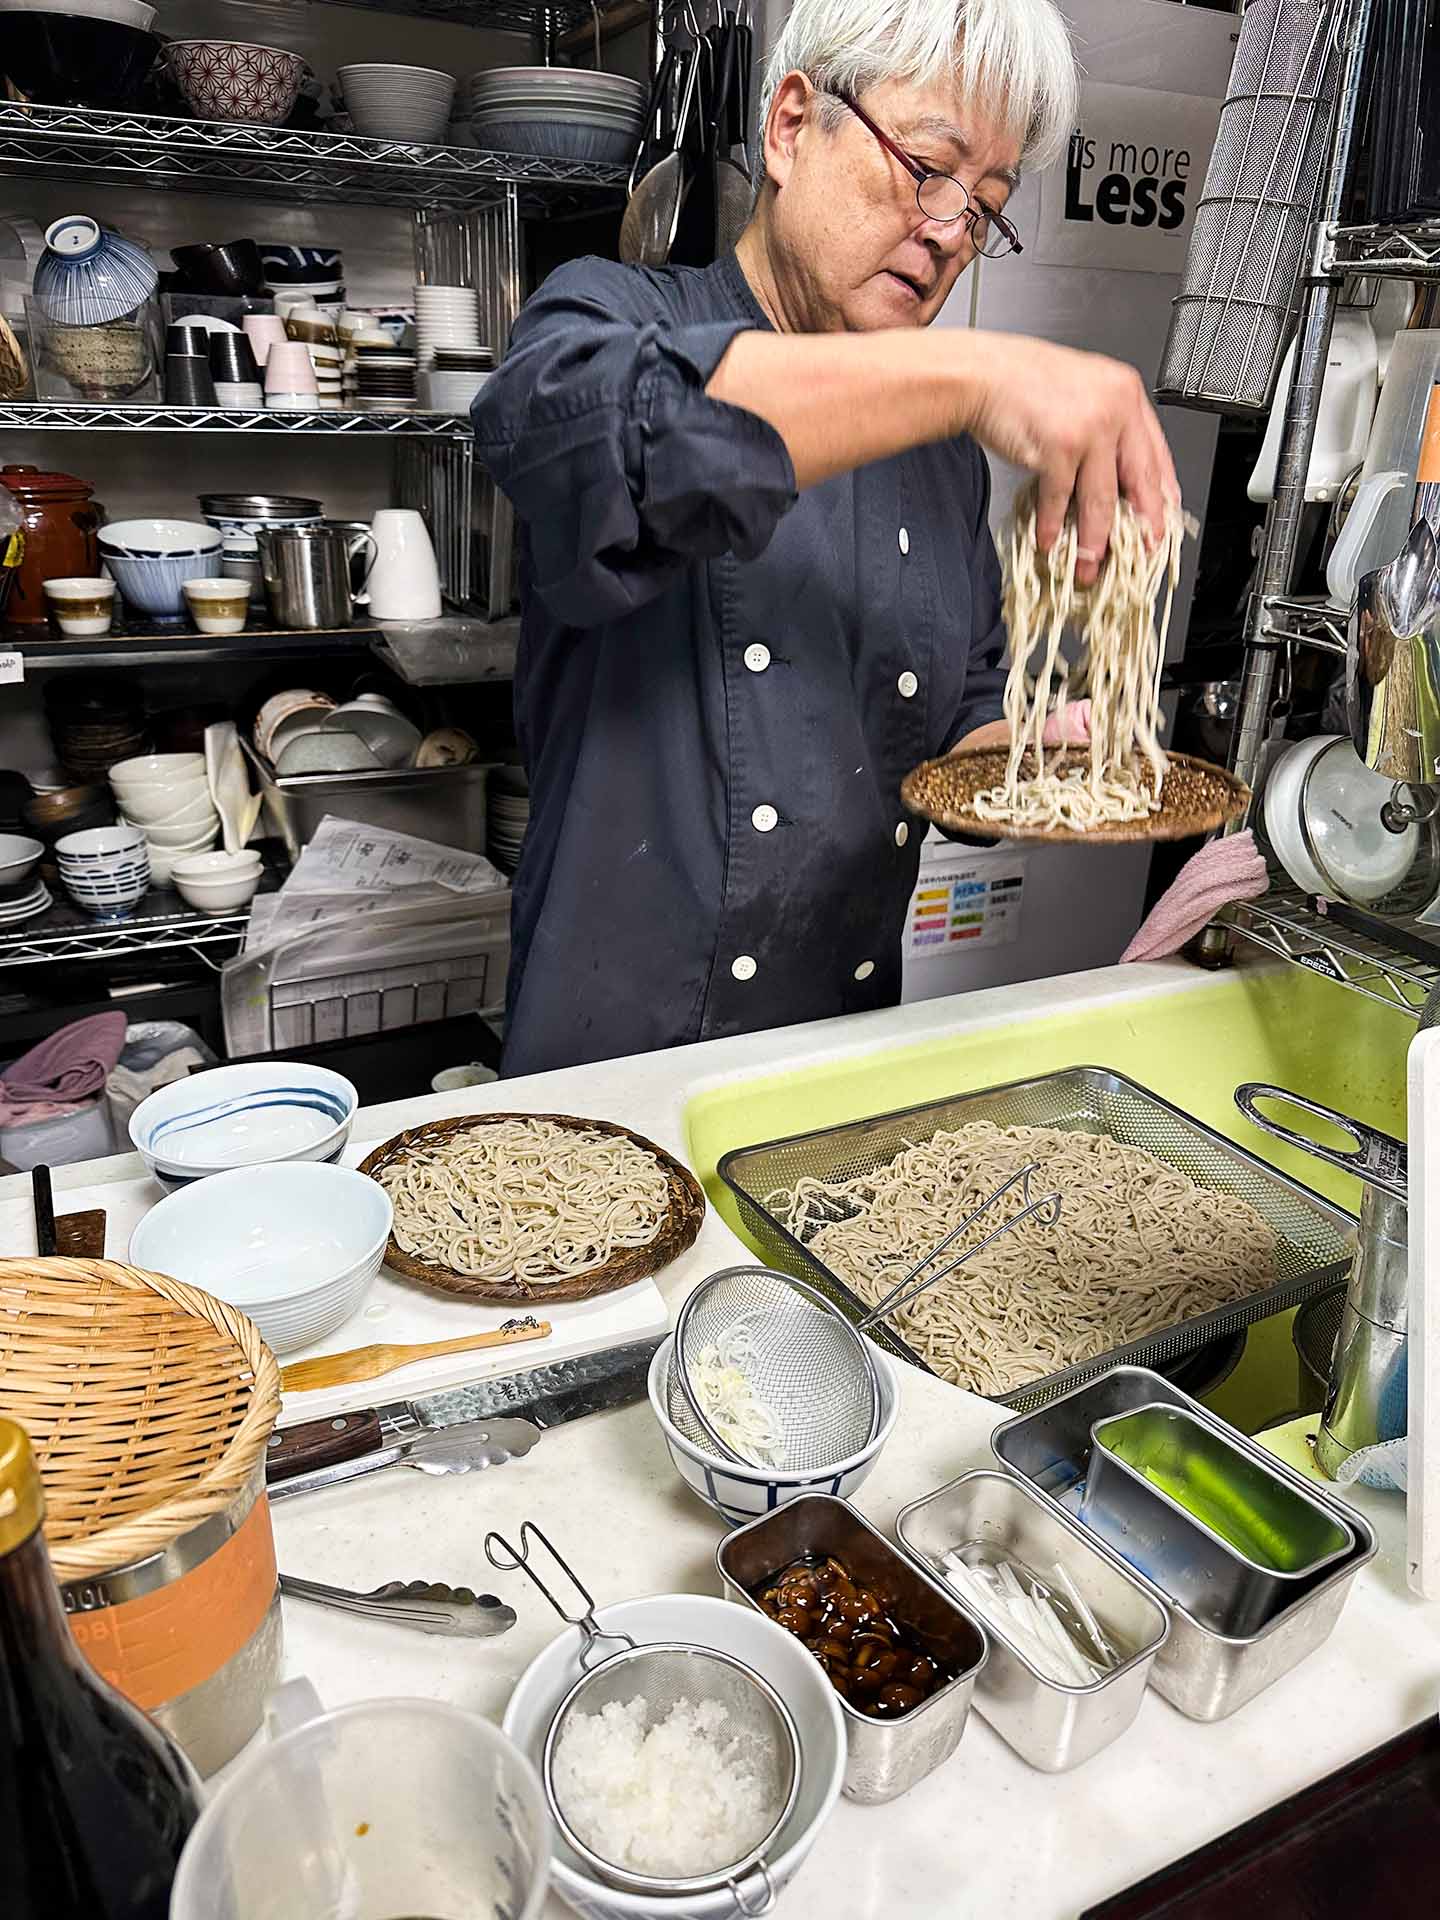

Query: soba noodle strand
(974, 485), (1190, 832)
(767, 1122), (1277, 1396)
(378, 1116), (671, 1283)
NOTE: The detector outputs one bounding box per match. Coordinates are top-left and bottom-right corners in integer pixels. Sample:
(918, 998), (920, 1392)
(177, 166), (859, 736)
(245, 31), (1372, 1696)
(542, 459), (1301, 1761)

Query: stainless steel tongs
(855, 1161), (1063, 1331)
(279, 1574), (517, 1637)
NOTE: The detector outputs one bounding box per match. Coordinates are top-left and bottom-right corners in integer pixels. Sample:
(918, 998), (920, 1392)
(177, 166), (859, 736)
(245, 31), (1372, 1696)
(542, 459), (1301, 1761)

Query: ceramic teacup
(183, 579), (250, 635)
(43, 576), (116, 636)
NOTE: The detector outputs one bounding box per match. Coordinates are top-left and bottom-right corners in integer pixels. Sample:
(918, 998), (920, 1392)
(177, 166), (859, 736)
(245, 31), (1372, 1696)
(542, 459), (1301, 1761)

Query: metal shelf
(0, 401), (470, 436)
(320, 0), (597, 29)
(8, 619), (387, 671)
(0, 888), (252, 969)
(1225, 885), (1439, 1018)
(0, 104), (627, 213)
(1325, 217), (1440, 277)
(1257, 593), (1349, 655)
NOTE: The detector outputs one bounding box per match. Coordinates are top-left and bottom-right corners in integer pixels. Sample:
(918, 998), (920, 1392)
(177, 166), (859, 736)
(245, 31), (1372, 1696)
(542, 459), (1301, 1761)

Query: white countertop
(8, 959), (1436, 1917)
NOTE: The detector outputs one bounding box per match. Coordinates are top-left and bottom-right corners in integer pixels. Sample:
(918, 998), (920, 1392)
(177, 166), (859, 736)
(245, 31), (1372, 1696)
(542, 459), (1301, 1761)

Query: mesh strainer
(485, 1523), (800, 1905)
(669, 1165), (1062, 1470)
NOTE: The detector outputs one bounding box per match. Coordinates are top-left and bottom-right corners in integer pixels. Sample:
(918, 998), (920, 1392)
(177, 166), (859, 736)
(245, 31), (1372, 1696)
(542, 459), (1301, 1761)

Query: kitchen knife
(265, 1336), (664, 1500)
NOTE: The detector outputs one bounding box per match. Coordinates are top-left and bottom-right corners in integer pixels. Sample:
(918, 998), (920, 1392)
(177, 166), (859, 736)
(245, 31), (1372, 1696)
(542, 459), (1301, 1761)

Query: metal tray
(992, 1366), (1377, 1722)
(717, 1066), (1356, 1412)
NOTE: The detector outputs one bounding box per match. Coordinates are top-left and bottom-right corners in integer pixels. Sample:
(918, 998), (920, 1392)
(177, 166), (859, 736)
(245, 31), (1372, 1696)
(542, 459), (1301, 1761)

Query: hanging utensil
(620, 40), (702, 267)
(712, 8), (752, 256)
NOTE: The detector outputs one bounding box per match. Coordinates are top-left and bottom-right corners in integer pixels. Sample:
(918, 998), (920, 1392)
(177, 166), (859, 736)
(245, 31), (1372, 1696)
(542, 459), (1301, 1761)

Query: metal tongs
(856, 1162), (1062, 1331)
(279, 1574), (517, 1638)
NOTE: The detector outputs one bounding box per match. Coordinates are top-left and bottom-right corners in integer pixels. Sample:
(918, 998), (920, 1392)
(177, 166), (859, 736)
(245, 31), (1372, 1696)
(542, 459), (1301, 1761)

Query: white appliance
(893, 0), (1237, 1002)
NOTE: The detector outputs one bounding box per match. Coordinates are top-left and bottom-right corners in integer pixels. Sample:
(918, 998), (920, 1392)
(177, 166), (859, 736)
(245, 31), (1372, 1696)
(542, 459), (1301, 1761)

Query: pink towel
(0, 1011), (127, 1120)
(1121, 831), (1268, 964)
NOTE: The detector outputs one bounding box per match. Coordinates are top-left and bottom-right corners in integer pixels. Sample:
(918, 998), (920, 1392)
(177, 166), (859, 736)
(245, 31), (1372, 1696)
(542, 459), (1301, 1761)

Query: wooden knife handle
(265, 1410), (383, 1483)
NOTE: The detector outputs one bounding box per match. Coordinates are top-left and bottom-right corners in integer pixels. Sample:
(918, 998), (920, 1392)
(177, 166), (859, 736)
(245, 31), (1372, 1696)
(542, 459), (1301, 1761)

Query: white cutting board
(0, 1136), (670, 1425)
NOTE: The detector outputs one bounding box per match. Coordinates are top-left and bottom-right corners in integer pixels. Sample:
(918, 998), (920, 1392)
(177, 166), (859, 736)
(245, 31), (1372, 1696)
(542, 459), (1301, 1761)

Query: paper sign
(1031, 82), (1222, 276)
(906, 851), (1026, 957)
(0, 651), (22, 685)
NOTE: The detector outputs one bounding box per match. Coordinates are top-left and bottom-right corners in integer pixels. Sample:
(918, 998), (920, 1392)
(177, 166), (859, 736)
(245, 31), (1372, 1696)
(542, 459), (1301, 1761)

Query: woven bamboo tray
(0, 1257), (281, 1581)
(901, 747), (1251, 844)
(359, 1111), (706, 1303)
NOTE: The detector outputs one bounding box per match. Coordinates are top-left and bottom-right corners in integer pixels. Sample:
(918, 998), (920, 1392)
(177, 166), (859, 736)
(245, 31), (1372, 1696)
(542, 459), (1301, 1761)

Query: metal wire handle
(484, 1521), (635, 1669)
(855, 1162), (1063, 1330)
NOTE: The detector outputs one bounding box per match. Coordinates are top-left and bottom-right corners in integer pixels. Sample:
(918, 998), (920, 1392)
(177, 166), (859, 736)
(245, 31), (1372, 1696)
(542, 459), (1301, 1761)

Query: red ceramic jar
(1, 463), (100, 625)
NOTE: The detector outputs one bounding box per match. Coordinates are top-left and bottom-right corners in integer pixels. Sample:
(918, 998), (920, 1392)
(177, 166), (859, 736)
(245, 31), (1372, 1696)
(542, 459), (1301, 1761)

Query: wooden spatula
(280, 1317), (553, 1393)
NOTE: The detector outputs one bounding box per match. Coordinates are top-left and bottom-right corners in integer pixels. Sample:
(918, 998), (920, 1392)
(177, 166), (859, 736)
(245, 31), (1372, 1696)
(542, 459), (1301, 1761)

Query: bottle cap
(0, 1419), (45, 1557)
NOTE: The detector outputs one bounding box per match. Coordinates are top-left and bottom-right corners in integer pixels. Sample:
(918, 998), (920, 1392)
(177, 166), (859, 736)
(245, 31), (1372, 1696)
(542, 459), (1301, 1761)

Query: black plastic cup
(165, 353), (218, 406)
(208, 331), (260, 385)
(166, 322), (212, 358)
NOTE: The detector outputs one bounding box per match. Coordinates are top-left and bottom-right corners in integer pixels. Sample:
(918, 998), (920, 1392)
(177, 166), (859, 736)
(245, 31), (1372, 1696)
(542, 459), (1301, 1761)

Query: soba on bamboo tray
(901, 483), (1249, 843)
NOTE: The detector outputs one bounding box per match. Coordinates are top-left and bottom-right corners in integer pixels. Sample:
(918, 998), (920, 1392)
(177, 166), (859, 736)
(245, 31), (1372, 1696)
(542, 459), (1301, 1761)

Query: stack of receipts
(244, 816), (508, 954)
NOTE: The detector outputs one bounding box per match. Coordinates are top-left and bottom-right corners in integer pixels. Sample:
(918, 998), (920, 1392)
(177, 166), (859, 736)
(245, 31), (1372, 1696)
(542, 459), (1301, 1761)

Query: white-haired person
(475, 0), (1179, 1076)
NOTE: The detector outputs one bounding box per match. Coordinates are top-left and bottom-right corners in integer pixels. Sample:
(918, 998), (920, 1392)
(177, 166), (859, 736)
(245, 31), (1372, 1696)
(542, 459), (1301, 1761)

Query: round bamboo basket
(0, 1257), (281, 1581)
(360, 1111), (707, 1303)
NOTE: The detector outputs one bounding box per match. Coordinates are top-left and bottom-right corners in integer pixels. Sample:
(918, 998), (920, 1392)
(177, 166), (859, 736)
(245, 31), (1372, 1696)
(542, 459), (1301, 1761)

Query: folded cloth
(0, 1010), (128, 1112)
(1121, 831), (1268, 964)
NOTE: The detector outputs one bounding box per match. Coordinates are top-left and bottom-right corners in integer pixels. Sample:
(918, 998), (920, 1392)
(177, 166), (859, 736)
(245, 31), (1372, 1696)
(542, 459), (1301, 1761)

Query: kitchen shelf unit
(1225, 886), (1440, 1020)
(0, 892), (252, 970)
(0, 104), (628, 214)
(0, 401), (471, 435)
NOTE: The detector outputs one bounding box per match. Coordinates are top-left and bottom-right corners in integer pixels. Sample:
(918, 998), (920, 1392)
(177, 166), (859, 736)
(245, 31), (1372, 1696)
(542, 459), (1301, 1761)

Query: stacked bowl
(201, 493), (322, 607)
(170, 848), (262, 913)
(414, 284), (480, 368)
(100, 518), (223, 618)
(129, 1162), (392, 1353)
(165, 40), (307, 128)
(128, 1061), (359, 1187)
(55, 823), (150, 919)
(464, 66), (646, 164)
(109, 751), (220, 884)
(258, 244), (343, 302)
(45, 679), (146, 782)
(337, 63), (456, 144)
(0, 833), (49, 927)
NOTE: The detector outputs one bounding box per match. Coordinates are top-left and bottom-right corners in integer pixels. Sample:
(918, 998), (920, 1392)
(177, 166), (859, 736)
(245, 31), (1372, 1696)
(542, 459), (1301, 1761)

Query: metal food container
(1083, 1403), (1354, 1636)
(243, 742), (490, 861)
(715, 1494), (987, 1803)
(895, 1469), (1169, 1773)
(992, 1366), (1377, 1722)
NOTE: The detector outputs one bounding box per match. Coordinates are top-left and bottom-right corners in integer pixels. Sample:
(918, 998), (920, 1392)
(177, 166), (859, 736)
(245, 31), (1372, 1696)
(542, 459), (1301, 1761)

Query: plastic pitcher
(169, 1683), (551, 1920)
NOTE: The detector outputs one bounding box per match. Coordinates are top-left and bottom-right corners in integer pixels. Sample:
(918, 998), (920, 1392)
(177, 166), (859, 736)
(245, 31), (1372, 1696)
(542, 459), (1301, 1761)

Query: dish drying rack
(718, 1066), (1356, 1414)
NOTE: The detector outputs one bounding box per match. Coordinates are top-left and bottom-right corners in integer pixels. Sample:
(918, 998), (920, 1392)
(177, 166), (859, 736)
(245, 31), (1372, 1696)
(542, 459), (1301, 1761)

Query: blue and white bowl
(99, 518), (222, 559)
(102, 544), (223, 616)
(33, 214), (158, 325)
(129, 1060), (358, 1185)
(647, 1335), (900, 1526)
(128, 1162), (391, 1354)
(55, 824), (147, 863)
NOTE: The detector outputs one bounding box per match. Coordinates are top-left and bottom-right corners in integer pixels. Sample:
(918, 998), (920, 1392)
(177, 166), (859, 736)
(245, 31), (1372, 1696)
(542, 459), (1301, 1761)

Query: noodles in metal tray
(768, 1122), (1277, 1395)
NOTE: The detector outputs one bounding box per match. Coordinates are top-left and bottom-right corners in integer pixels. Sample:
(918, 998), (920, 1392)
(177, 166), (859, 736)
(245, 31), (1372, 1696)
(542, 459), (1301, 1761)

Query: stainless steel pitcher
(257, 523), (376, 630)
(1235, 1083), (1407, 1479)
(1348, 516), (1440, 785)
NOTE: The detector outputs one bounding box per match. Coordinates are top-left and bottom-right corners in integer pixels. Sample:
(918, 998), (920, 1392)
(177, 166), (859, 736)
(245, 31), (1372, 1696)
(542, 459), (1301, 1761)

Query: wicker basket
(0, 1256), (281, 1581)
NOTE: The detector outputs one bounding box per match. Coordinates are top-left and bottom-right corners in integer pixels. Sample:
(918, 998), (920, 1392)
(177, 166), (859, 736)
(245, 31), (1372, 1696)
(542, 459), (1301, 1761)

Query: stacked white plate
(414, 284), (481, 369)
(464, 66), (645, 165)
(338, 63), (456, 144)
(487, 766), (529, 874)
(0, 879), (52, 926)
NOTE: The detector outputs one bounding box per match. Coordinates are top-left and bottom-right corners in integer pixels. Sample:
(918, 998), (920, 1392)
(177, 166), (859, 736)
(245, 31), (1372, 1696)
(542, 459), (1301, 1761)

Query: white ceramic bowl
(647, 1337), (900, 1526)
(98, 518), (222, 559)
(128, 1162), (391, 1353)
(129, 1059), (358, 1183)
(110, 751), (206, 793)
(0, 0), (156, 23)
(171, 865), (262, 913)
(121, 790), (216, 829)
(1261, 735), (1336, 896)
(141, 816), (222, 850)
(55, 824), (147, 862)
(0, 834), (43, 889)
(503, 1593), (846, 1920)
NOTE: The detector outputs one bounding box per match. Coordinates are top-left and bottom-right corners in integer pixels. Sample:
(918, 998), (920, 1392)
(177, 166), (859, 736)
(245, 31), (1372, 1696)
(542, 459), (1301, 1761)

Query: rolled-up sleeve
(941, 443), (1009, 748)
(472, 259), (797, 625)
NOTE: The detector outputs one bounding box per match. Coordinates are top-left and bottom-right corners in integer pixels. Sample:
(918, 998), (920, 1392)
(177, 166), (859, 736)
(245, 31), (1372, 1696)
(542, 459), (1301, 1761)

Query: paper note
(906, 851), (1026, 956)
(0, 651), (22, 685)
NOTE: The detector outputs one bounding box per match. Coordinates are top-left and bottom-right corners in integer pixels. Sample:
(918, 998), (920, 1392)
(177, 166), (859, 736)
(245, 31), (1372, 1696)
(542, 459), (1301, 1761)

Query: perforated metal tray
(717, 1066), (1356, 1413)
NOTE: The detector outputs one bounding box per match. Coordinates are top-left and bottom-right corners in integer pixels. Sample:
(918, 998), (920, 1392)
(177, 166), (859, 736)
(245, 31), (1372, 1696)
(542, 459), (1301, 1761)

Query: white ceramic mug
(366, 507), (441, 620)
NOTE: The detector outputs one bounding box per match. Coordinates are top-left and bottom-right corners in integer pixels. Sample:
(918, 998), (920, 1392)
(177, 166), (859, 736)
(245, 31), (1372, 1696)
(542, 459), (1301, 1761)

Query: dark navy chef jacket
(473, 249), (1007, 1077)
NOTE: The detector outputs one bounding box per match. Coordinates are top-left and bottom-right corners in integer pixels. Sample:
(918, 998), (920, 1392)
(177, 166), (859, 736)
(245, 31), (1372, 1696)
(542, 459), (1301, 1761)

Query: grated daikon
(551, 1695), (780, 1879)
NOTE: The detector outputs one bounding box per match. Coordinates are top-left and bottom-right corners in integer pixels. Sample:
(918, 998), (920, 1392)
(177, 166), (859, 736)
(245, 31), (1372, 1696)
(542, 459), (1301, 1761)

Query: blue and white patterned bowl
(647, 1335), (899, 1526)
(99, 518), (223, 558)
(102, 545), (223, 616)
(32, 214), (158, 325)
(129, 1060), (359, 1184)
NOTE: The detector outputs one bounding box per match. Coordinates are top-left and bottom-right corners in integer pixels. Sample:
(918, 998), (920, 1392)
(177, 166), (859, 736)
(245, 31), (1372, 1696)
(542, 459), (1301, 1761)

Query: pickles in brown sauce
(753, 1553), (952, 1718)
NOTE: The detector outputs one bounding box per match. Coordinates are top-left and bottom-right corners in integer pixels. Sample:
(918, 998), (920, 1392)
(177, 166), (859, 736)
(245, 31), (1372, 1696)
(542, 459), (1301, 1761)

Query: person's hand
(1042, 699), (1091, 747)
(955, 334), (1177, 585)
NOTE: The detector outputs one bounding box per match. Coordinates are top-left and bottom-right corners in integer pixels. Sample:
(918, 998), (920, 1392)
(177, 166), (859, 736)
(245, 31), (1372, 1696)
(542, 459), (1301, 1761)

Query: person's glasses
(833, 90), (1022, 259)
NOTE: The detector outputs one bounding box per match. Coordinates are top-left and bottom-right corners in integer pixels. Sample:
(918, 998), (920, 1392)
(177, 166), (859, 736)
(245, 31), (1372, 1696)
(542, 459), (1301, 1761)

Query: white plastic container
(1327, 328), (1440, 606)
(1249, 308), (1380, 508)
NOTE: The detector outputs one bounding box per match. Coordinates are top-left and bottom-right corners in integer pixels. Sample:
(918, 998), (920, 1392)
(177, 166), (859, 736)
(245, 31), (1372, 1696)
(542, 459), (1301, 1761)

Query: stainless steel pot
(1235, 1083), (1407, 1479)
(257, 523), (376, 629)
